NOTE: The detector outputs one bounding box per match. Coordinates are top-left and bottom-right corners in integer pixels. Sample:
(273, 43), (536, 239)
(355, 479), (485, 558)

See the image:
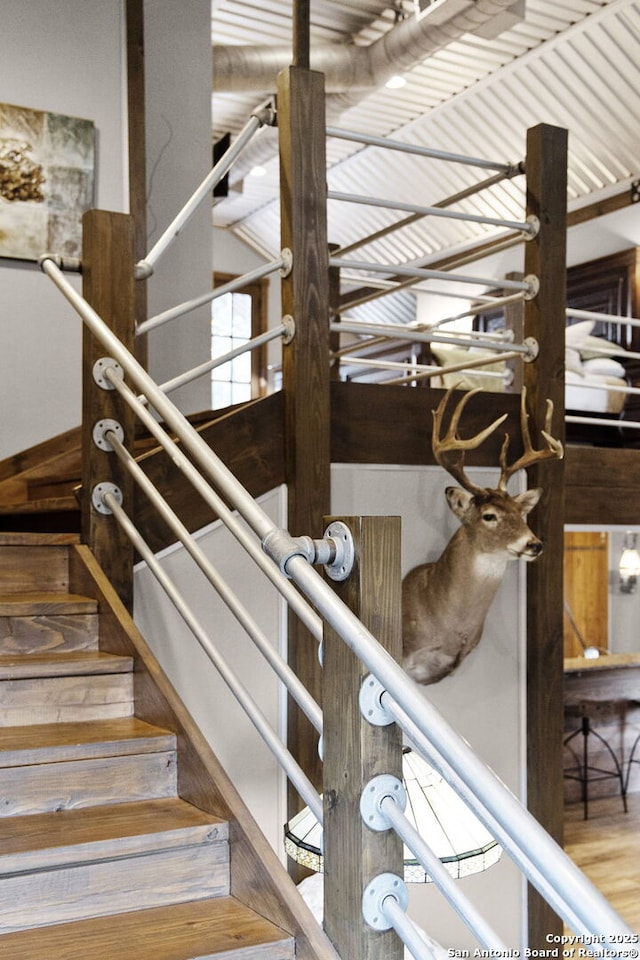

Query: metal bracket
(92, 419), (124, 452)
(360, 775), (406, 832)
(280, 248), (293, 277)
(362, 873), (408, 931)
(359, 674), (395, 727)
(91, 482), (123, 516)
(93, 357), (124, 390)
(523, 274), (540, 300)
(282, 314), (296, 344)
(522, 336), (540, 363)
(262, 522), (355, 580)
(323, 521), (355, 581)
(631, 180), (640, 204)
(522, 213), (540, 240)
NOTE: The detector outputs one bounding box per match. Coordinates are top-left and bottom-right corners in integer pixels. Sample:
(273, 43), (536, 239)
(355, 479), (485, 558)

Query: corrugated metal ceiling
(211, 0), (640, 320)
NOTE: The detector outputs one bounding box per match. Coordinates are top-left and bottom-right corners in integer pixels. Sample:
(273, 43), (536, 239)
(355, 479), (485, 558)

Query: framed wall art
(0, 101), (95, 262)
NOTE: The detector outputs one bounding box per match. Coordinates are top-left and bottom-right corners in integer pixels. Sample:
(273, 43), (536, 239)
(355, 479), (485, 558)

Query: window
(211, 273), (268, 409)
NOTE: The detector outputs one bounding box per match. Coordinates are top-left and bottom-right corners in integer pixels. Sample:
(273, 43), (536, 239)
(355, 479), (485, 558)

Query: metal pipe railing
(137, 255), (290, 336)
(136, 104), (275, 279)
(567, 306), (640, 329)
(326, 126), (522, 176)
(330, 317), (535, 357)
(379, 794), (506, 950)
(101, 363), (323, 643)
(328, 191), (537, 237)
(154, 319), (294, 398)
(330, 256), (536, 295)
(102, 425), (322, 736)
(281, 554), (633, 946)
(102, 488), (323, 827)
(42, 254), (632, 951)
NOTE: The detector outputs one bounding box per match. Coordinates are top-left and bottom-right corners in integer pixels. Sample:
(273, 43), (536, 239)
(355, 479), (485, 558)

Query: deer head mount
(402, 387), (563, 686)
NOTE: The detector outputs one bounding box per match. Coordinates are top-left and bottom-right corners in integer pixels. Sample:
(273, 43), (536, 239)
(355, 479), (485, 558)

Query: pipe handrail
(136, 254), (290, 336)
(154, 319), (294, 398)
(102, 425), (323, 736)
(326, 126), (522, 176)
(136, 104), (275, 279)
(330, 256), (536, 296)
(330, 318), (535, 357)
(101, 363), (323, 643)
(101, 489), (323, 826)
(41, 254), (633, 951)
(328, 190), (537, 237)
(567, 306), (640, 329)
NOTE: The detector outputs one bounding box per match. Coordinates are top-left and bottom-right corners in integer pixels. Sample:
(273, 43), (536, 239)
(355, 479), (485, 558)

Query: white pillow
(582, 356), (626, 378)
(565, 320), (595, 348)
(430, 343), (506, 392)
(579, 334), (627, 358)
(565, 347), (584, 376)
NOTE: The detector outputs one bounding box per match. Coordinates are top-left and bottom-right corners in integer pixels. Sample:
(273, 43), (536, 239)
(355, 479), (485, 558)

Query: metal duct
(213, 0), (524, 100)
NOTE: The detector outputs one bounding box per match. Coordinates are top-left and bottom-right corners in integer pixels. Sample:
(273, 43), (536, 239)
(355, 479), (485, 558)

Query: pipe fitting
(362, 873), (408, 931)
(262, 522), (355, 580)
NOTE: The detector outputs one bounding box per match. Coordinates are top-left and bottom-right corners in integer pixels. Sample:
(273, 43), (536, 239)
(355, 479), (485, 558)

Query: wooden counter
(564, 652), (640, 703)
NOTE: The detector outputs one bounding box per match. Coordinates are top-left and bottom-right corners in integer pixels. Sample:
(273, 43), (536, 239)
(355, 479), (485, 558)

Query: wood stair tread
(0, 896), (295, 959)
(0, 593), (97, 616)
(0, 650), (133, 679)
(0, 798), (228, 874)
(0, 717), (175, 768)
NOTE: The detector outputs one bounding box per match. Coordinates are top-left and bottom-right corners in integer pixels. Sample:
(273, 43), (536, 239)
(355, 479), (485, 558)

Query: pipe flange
(323, 521), (355, 582)
(93, 357), (124, 390)
(360, 775), (406, 832)
(93, 419), (124, 452)
(280, 248), (293, 277)
(282, 314), (296, 344)
(359, 674), (394, 727)
(362, 873), (408, 931)
(523, 214), (540, 240)
(92, 482), (123, 516)
(522, 336), (540, 363)
(523, 274), (540, 300)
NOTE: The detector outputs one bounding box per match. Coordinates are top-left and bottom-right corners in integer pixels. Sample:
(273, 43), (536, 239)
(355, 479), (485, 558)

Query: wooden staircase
(0, 533), (337, 960)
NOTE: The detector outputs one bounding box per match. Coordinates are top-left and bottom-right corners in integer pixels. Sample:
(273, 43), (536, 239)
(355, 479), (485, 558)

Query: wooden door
(563, 531), (609, 657)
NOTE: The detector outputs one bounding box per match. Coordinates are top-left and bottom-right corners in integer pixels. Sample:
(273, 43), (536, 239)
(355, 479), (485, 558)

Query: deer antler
(432, 387), (508, 495)
(497, 387), (564, 491)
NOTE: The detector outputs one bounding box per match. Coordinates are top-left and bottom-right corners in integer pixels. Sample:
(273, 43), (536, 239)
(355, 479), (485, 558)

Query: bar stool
(625, 715), (640, 793)
(563, 699), (628, 820)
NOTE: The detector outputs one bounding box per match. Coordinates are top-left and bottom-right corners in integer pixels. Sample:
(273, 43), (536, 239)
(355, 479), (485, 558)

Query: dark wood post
(278, 63), (332, 838)
(81, 209), (137, 609)
(523, 123), (568, 947)
(323, 515), (404, 960)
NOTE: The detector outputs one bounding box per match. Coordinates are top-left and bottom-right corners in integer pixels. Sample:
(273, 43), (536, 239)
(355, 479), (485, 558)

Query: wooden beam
(323, 516), (403, 960)
(522, 123), (568, 947)
(81, 210), (136, 610)
(278, 65), (331, 836)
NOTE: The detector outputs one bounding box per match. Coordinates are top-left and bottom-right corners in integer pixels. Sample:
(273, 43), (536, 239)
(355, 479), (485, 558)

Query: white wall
(143, 0), (213, 415)
(133, 463), (528, 949)
(133, 486), (288, 855)
(0, 0), (127, 461)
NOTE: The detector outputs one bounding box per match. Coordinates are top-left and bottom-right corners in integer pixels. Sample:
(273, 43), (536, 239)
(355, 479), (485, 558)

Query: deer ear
(513, 487), (542, 515)
(445, 486), (474, 518)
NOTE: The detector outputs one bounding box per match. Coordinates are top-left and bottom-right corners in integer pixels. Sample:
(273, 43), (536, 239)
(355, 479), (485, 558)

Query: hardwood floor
(564, 793), (640, 932)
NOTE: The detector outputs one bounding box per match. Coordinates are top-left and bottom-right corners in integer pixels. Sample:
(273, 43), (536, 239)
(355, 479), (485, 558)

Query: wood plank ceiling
(211, 0), (640, 321)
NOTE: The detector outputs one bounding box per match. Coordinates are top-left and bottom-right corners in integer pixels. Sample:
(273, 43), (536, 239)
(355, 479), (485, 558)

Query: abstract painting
(0, 102), (95, 261)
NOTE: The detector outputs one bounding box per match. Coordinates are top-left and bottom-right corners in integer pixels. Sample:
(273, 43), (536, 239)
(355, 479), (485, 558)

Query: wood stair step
(0, 593), (97, 616)
(0, 896), (295, 959)
(0, 799), (231, 933)
(0, 652), (135, 726)
(0, 718), (177, 816)
(0, 798), (228, 874)
(0, 651), (133, 679)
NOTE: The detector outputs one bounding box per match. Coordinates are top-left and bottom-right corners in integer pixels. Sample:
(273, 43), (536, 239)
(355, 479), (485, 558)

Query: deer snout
(523, 539), (543, 559)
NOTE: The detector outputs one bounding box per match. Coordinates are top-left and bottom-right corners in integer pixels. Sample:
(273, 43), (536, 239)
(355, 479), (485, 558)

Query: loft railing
(40, 243), (634, 959)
